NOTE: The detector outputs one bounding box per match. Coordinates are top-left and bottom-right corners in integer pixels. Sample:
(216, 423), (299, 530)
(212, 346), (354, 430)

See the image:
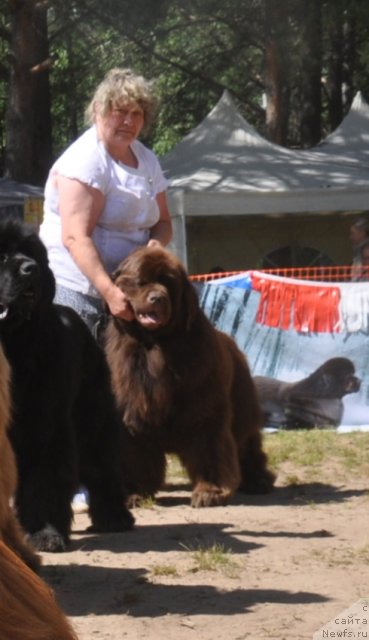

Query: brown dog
(0, 343), (39, 571)
(104, 246), (275, 507)
(254, 357), (361, 429)
(0, 540), (77, 640)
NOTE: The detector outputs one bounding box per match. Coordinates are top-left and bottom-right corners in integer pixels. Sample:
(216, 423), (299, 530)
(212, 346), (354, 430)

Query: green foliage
(2, 0), (369, 173)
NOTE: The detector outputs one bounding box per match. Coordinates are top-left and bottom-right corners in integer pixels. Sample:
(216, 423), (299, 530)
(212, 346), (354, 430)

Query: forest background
(2, 0), (369, 186)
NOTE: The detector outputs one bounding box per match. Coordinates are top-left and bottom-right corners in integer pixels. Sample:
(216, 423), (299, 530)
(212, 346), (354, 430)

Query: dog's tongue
(137, 312), (161, 327)
(0, 304), (8, 320)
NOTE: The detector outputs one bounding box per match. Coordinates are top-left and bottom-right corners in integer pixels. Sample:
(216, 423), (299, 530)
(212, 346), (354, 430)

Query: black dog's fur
(254, 357), (361, 429)
(0, 218), (134, 551)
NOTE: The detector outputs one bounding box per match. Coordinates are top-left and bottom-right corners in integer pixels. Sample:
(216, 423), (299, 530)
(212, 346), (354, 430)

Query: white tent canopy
(161, 90), (369, 217)
(313, 91), (369, 164)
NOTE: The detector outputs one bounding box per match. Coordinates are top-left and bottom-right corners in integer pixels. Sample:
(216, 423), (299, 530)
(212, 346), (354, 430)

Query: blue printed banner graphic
(199, 273), (369, 430)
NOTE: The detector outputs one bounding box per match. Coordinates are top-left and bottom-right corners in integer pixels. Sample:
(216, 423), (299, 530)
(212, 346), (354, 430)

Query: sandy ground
(39, 461), (369, 640)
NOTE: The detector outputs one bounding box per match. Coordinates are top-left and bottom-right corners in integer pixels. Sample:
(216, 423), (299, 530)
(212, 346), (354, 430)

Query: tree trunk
(342, 7), (357, 112)
(5, 0), (52, 185)
(325, 2), (343, 131)
(263, 0), (290, 145)
(298, 0), (322, 147)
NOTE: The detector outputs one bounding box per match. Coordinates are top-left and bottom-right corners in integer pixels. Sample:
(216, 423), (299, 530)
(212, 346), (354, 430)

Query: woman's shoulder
(57, 127), (100, 163)
(54, 127), (109, 189)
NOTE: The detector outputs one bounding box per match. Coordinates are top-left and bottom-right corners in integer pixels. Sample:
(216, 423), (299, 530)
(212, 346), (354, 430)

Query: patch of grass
(150, 564), (179, 577)
(356, 544), (369, 564)
(181, 541), (240, 577)
(308, 543), (369, 569)
(284, 473), (301, 486)
(264, 430), (369, 481)
(166, 455), (189, 480)
(134, 495), (157, 509)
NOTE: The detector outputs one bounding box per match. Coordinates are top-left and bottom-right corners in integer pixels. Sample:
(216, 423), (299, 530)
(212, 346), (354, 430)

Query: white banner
(199, 274), (369, 430)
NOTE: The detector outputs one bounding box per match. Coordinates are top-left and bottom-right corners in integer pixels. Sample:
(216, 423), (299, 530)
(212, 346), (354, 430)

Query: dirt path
(40, 471), (369, 640)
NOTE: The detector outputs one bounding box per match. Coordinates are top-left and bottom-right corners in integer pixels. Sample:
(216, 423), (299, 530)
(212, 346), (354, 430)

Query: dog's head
(0, 218), (55, 327)
(112, 245), (199, 334)
(298, 357), (361, 399)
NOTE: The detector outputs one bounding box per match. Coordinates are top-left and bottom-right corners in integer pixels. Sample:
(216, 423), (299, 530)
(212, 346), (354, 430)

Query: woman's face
(96, 101), (145, 151)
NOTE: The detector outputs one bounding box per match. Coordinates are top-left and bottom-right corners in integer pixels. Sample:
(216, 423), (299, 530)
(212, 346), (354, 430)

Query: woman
(39, 68), (172, 331)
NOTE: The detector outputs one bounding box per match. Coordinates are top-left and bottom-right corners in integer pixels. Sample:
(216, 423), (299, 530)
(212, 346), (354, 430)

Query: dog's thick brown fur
(0, 343), (39, 571)
(104, 246), (275, 507)
(0, 540), (77, 640)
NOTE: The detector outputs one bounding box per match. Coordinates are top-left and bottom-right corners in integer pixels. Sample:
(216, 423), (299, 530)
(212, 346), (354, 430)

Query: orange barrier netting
(190, 265), (361, 283)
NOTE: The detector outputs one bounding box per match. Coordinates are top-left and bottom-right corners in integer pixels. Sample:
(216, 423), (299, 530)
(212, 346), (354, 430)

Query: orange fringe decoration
(251, 272), (341, 333)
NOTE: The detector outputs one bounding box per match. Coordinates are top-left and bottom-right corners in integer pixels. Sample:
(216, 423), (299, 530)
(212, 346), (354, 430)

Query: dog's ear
(27, 234), (56, 304)
(43, 266), (56, 304)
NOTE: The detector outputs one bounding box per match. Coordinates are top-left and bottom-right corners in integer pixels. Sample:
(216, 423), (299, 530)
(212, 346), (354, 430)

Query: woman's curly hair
(85, 68), (160, 135)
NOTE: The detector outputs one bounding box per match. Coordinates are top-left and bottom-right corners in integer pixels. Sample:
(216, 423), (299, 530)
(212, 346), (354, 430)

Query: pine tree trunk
(326, 2), (343, 131)
(264, 0), (290, 145)
(5, 0), (52, 185)
(298, 0), (322, 147)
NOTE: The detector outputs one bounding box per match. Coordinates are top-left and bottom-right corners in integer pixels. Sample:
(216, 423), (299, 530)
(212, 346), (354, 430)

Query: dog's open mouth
(136, 311), (164, 329)
(0, 289), (37, 322)
(123, 286), (172, 331)
(0, 304), (8, 320)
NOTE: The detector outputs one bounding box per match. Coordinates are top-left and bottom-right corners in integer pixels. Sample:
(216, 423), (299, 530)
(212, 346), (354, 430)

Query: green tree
(2, 0), (369, 184)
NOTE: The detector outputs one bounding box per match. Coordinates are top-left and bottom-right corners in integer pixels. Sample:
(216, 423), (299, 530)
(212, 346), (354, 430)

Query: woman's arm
(57, 175), (134, 319)
(148, 191), (173, 247)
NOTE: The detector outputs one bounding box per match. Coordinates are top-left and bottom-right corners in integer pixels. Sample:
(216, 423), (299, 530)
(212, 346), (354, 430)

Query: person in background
(349, 217), (369, 281)
(353, 239), (369, 281)
(39, 67), (172, 333)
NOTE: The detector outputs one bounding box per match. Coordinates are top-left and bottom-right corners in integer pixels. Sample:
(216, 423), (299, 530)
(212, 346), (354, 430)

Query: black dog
(0, 217), (134, 551)
(254, 357), (361, 429)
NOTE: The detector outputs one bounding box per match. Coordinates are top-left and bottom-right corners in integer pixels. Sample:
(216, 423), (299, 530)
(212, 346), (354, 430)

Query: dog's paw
(28, 525), (67, 552)
(191, 483), (232, 508)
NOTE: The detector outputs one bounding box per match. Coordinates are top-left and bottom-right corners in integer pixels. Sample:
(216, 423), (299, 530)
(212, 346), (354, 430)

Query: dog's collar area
(134, 323), (157, 349)
(114, 316), (160, 349)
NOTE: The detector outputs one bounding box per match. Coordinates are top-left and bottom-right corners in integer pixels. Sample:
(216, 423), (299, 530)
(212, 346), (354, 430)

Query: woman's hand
(103, 282), (135, 321)
(147, 238), (162, 249)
